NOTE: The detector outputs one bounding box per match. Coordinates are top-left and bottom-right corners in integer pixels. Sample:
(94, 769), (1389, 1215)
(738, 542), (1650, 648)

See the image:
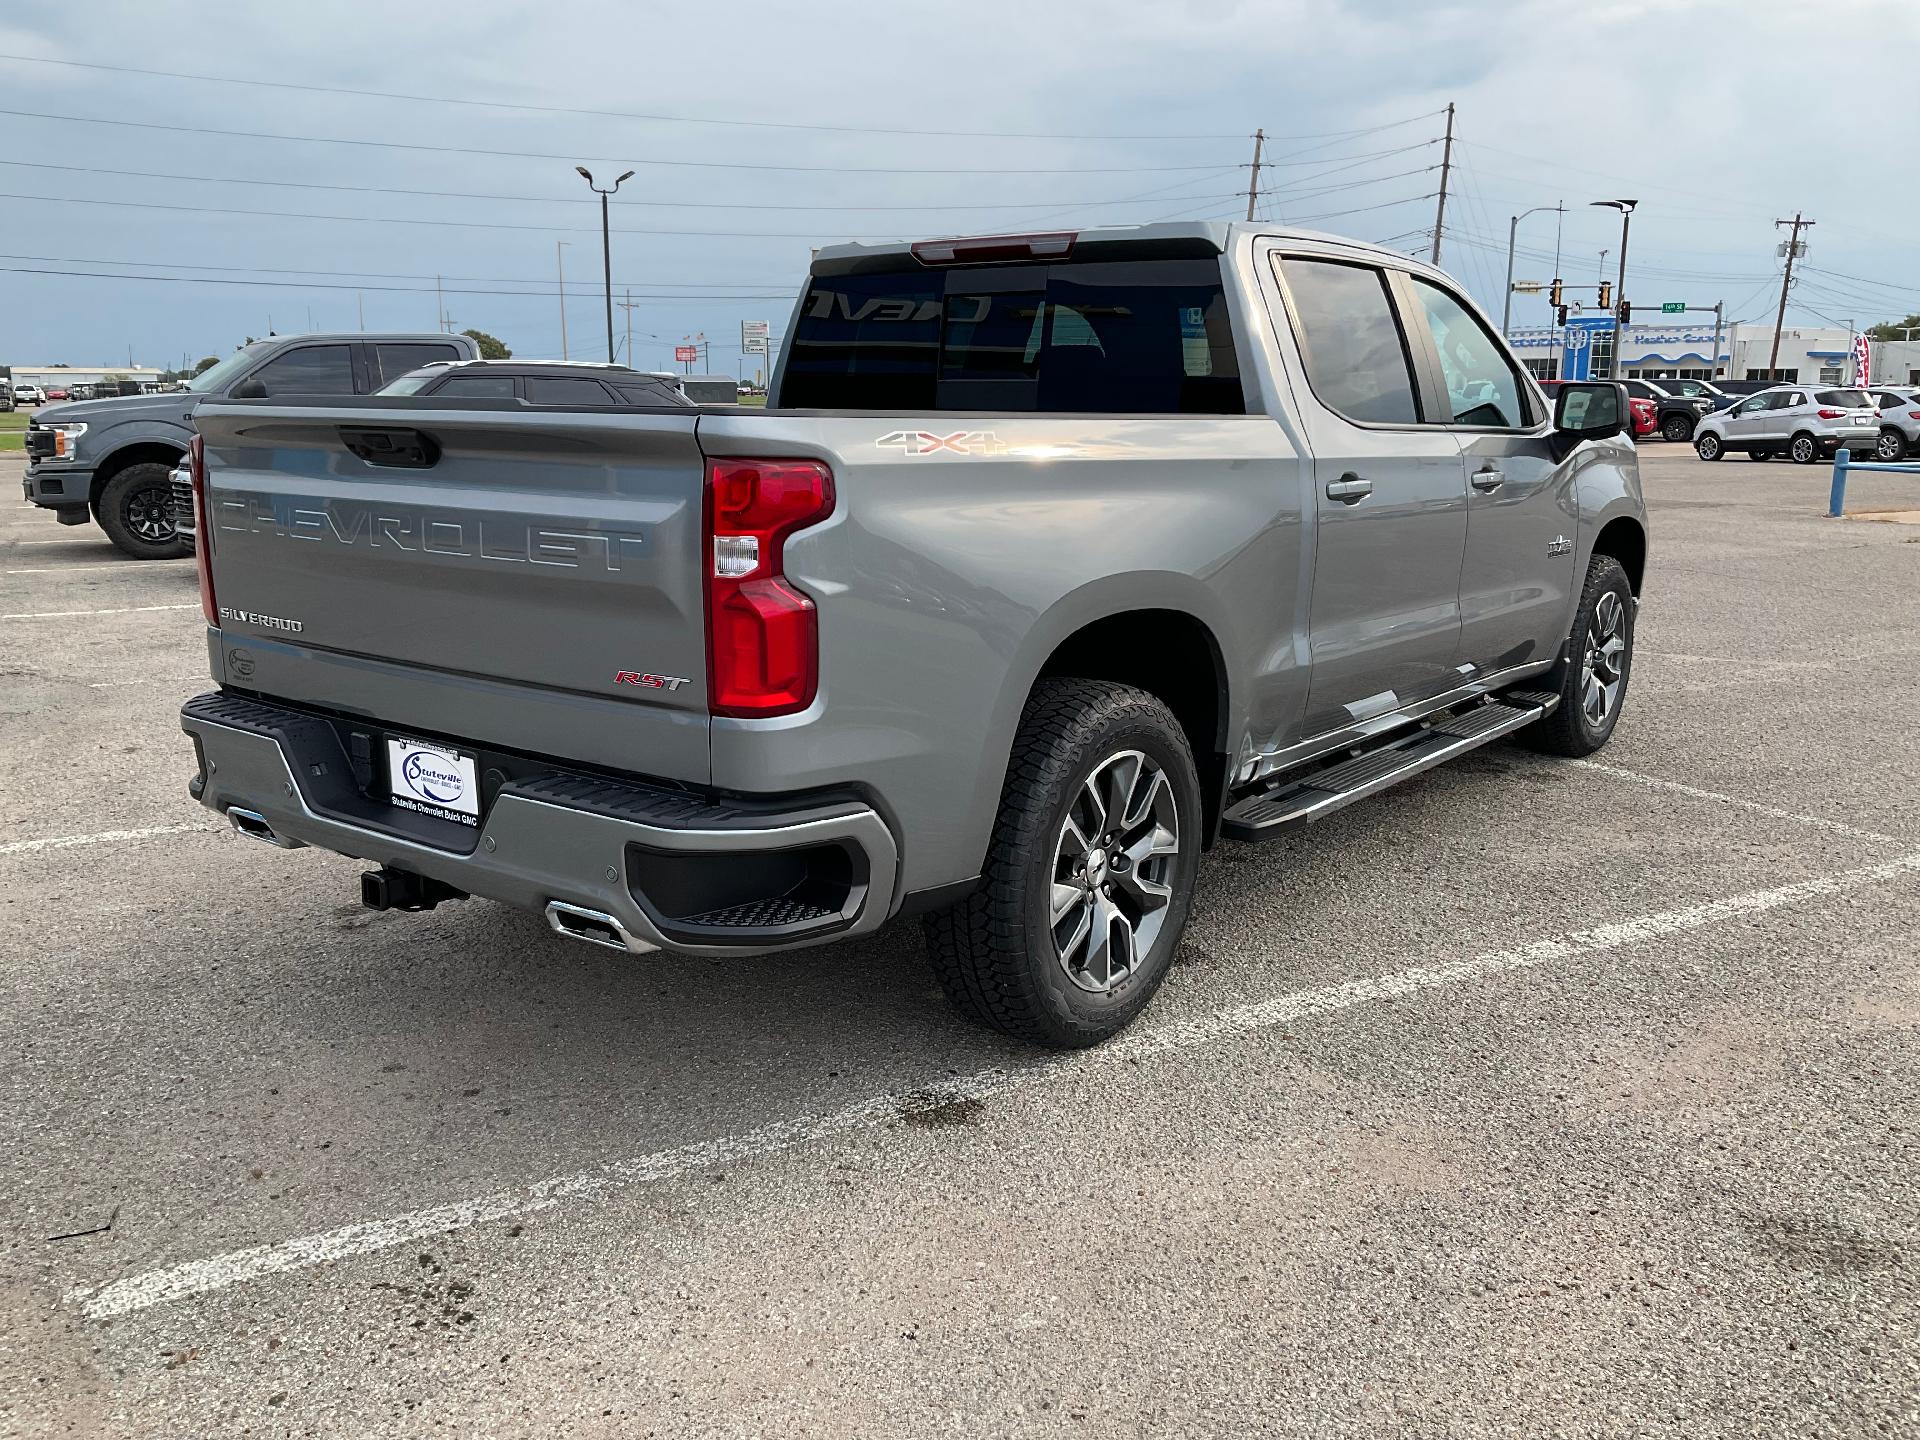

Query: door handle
(1471, 467), (1505, 492)
(1325, 474), (1372, 503)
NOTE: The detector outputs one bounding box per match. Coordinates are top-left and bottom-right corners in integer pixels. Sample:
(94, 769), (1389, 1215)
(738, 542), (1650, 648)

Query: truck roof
(808, 220), (1420, 270)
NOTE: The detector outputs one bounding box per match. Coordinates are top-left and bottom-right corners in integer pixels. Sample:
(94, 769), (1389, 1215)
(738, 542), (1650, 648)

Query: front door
(1269, 253), (1469, 737)
(1722, 391), (1776, 446)
(1403, 274), (1577, 673)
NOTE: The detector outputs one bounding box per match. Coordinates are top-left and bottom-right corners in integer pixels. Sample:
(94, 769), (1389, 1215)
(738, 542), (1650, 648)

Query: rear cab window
(373, 342), (463, 389)
(250, 344), (356, 397)
(779, 246), (1244, 414)
(1273, 256), (1420, 425)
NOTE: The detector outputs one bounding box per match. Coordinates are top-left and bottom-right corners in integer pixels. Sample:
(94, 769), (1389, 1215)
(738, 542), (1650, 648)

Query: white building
(1506, 323), (1920, 388)
(13, 365), (167, 391)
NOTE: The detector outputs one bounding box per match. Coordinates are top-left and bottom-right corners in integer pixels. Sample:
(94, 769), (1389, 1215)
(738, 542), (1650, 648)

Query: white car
(1692, 384), (1881, 464)
(11, 382), (46, 406)
(1869, 386), (1920, 461)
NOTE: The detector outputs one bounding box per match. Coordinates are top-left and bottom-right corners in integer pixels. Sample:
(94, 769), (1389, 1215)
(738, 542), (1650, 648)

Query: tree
(462, 328), (511, 359)
(1867, 313), (1920, 342)
(192, 356), (221, 376)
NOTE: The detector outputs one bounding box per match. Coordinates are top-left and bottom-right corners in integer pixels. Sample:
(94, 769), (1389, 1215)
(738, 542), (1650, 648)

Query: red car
(43, 388), (68, 402)
(1538, 379), (1656, 438)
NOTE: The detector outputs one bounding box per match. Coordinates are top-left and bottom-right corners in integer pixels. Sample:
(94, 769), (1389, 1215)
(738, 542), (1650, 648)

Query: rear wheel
(1790, 432), (1819, 465)
(1876, 429), (1909, 462)
(1662, 413), (1695, 443)
(1694, 431), (1723, 461)
(1517, 554), (1635, 758)
(96, 462), (190, 560)
(922, 679), (1201, 1049)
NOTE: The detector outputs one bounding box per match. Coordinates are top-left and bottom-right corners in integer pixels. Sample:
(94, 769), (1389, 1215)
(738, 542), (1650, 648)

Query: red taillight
(189, 435), (217, 627)
(1909, 411), (1920, 421)
(1817, 408), (1846, 419)
(910, 231), (1076, 265)
(703, 457), (834, 717)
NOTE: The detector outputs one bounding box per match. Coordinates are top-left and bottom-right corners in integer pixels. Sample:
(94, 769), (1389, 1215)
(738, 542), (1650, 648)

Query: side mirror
(229, 377), (268, 400)
(1552, 380), (1627, 441)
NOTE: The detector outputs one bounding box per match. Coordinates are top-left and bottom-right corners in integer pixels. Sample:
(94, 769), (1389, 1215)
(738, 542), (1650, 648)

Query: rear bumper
(181, 691), (900, 957)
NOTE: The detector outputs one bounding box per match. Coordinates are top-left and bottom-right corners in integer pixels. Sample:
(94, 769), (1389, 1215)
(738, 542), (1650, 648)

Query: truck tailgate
(192, 402), (712, 784)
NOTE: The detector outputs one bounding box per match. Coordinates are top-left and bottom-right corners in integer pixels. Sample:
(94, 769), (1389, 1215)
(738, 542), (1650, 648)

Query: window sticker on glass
(1180, 305), (1212, 376)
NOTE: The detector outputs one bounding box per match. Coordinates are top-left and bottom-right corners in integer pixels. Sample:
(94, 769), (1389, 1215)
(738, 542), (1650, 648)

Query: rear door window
(779, 254), (1243, 413)
(523, 376), (619, 406)
(374, 342), (463, 388)
(1275, 256), (1420, 425)
(434, 374), (518, 399)
(249, 344), (356, 397)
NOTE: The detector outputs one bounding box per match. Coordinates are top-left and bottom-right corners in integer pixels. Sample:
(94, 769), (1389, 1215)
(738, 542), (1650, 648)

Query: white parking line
(71, 847), (1920, 1321)
(0, 823), (208, 857)
(0, 603), (197, 620)
(1570, 759), (1901, 844)
(5, 561), (192, 574)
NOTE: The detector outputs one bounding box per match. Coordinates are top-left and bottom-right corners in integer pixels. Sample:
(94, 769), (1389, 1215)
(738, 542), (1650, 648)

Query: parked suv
(180, 222), (1647, 1049)
(1693, 385), (1881, 463)
(1617, 378), (1716, 442)
(22, 332), (478, 558)
(1870, 387), (1920, 460)
(379, 359), (693, 409)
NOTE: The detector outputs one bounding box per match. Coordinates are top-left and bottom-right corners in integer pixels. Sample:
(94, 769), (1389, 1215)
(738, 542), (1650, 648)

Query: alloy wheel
(126, 483), (176, 544)
(1791, 436), (1816, 464)
(1049, 749), (1181, 993)
(1878, 431), (1907, 462)
(1581, 591), (1627, 730)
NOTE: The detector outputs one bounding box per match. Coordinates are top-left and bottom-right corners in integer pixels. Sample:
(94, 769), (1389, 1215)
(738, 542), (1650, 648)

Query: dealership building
(11, 365), (168, 392)
(1507, 322), (1920, 388)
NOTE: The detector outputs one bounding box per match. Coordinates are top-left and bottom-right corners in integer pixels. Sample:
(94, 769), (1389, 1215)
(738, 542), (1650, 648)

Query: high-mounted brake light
(190, 435), (217, 627)
(704, 457), (834, 718)
(910, 231), (1077, 265)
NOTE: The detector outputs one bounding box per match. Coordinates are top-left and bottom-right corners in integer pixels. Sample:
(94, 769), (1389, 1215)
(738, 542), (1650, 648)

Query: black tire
(1876, 429), (1909, 462)
(1662, 413), (1695, 443)
(1789, 432), (1820, 465)
(1516, 554), (1635, 758)
(1694, 431), (1723, 461)
(95, 462), (190, 560)
(922, 679), (1202, 1049)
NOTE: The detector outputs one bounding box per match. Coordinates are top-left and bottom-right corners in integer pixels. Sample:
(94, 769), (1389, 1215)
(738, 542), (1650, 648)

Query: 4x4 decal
(876, 430), (1007, 457)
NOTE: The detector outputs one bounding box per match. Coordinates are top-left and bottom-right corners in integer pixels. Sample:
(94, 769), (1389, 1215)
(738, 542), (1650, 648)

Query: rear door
(1403, 272), (1575, 675)
(1270, 252), (1470, 735)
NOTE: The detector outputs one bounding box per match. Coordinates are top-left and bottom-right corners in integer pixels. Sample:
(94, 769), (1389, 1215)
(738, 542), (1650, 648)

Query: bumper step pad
(1221, 694), (1557, 842)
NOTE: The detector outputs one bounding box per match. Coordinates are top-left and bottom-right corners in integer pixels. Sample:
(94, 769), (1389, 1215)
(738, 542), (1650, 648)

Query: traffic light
(1556, 305), (1569, 326)
(1597, 281), (1612, 309)
(1549, 278), (1564, 308)
(1617, 300), (1633, 326)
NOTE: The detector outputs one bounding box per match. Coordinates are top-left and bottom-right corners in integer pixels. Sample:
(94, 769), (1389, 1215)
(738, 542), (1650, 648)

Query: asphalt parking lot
(3, 448), (1917, 1438)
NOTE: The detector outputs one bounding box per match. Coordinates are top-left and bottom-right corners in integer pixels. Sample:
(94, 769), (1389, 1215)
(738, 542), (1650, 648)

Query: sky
(2, 0), (1916, 376)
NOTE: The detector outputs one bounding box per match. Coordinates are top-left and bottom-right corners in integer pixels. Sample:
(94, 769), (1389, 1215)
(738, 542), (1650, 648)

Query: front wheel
(1790, 432), (1820, 465)
(1662, 413), (1696, 443)
(1876, 429), (1909, 462)
(922, 679), (1201, 1049)
(1517, 554), (1635, 758)
(1695, 431), (1723, 461)
(96, 462), (191, 560)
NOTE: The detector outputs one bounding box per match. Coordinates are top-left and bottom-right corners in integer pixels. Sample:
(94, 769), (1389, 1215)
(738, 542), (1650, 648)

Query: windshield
(185, 343), (273, 394)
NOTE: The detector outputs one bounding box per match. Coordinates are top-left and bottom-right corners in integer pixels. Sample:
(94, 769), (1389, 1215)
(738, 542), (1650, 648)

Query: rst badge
(876, 430), (1006, 457)
(615, 671), (690, 691)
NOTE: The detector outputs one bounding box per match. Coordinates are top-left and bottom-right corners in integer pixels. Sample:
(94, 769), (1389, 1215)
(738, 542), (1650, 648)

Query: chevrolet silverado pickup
(23, 332), (477, 558)
(180, 222), (1647, 1049)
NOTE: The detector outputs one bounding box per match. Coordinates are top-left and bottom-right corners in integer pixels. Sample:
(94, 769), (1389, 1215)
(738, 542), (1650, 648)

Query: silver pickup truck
(180, 222), (1647, 1048)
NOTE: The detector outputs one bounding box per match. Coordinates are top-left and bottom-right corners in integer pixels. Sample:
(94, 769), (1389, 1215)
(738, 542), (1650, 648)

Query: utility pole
(435, 274), (446, 332)
(618, 288), (640, 364)
(555, 241), (570, 361)
(1428, 102), (1455, 265)
(1769, 213), (1813, 377)
(1244, 128), (1266, 222)
(356, 292), (365, 331)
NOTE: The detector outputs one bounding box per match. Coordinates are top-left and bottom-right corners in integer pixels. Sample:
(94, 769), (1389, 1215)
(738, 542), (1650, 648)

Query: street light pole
(575, 166), (635, 363)
(1502, 204), (1566, 334)
(555, 241), (570, 361)
(1589, 199), (1637, 378)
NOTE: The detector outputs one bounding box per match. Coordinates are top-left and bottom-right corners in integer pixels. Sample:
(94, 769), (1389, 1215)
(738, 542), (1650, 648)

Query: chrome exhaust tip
(227, 806), (304, 849)
(544, 900), (655, 955)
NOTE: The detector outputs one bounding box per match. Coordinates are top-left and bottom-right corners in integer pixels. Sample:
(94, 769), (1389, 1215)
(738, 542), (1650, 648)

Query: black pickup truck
(1616, 378), (1719, 442)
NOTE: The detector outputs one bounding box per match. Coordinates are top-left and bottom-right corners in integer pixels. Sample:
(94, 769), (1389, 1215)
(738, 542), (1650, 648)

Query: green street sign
(1661, 302), (1686, 313)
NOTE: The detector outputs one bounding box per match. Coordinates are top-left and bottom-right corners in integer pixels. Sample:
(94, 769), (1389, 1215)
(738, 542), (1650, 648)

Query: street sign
(675, 345), (697, 363)
(740, 320), (769, 355)
(1661, 302), (1685, 314)
(1512, 281), (1545, 295)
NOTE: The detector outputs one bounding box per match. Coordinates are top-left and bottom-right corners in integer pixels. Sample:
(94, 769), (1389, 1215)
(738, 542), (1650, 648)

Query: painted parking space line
(1570, 758), (1901, 845)
(5, 561), (193, 574)
(1, 603), (197, 620)
(70, 847), (1920, 1321)
(0, 823), (210, 857)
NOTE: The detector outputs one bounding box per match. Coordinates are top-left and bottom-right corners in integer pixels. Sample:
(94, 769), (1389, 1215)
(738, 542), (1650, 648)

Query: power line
(0, 263), (791, 301)
(0, 55), (1440, 143)
(0, 106), (1240, 175)
(0, 157), (1247, 214)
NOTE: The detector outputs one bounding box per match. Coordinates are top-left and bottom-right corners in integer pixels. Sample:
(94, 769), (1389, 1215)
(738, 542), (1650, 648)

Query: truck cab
(22, 332), (477, 559)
